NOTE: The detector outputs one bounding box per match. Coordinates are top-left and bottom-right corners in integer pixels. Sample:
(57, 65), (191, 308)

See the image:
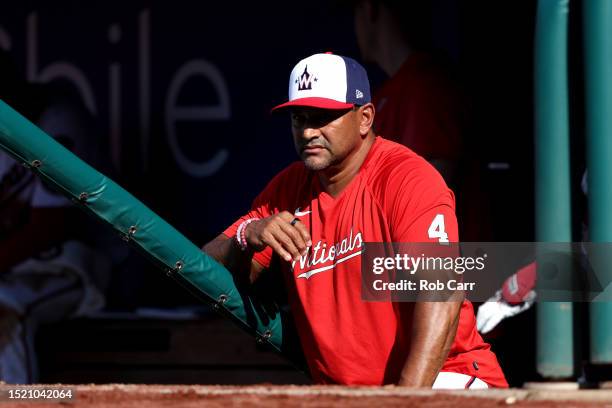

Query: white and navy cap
(272, 52), (371, 111)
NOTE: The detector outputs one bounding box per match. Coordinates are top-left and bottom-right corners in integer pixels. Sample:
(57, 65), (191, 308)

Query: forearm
(202, 234), (264, 283)
(398, 301), (461, 387)
(203, 234), (239, 266)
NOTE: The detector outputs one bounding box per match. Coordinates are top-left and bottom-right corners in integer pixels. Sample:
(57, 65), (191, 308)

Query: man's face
(290, 106), (362, 171)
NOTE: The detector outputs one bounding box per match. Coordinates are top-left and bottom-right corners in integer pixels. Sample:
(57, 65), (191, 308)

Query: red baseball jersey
(373, 52), (463, 162)
(224, 137), (507, 387)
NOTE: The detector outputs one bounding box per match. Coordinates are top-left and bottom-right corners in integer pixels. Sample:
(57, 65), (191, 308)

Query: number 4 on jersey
(428, 214), (449, 243)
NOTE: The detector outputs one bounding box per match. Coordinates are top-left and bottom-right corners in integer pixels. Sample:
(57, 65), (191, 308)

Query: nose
(302, 126), (321, 140)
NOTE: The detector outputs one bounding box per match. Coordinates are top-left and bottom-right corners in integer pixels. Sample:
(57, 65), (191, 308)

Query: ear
(358, 103), (375, 136)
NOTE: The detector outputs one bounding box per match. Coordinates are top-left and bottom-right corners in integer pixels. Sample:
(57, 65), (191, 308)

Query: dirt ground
(1, 385), (612, 408)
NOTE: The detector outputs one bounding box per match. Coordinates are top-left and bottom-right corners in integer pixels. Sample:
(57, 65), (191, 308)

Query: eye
(320, 112), (337, 124)
(310, 112), (337, 128)
(291, 113), (306, 127)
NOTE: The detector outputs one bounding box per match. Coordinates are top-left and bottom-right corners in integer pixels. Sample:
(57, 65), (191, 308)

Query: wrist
(235, 218), (259, 251)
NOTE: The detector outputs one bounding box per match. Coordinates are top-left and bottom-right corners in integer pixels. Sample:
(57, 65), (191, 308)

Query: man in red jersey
(203, 53), (507, 388)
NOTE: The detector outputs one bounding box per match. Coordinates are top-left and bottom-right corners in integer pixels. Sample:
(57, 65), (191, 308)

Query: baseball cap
(272, 52), (371, 111)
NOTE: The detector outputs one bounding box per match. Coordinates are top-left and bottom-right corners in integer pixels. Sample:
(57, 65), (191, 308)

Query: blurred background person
(350, 0), (490, 241)
(352, 0), (463, 182)
(0, 50), (112, 383)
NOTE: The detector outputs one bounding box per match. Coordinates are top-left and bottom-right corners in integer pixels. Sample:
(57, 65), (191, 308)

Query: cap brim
(271, 97), (354, 112)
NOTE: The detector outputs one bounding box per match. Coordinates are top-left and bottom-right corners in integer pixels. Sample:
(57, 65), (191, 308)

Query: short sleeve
(223, 199), (276, 269)
(387, 160), (458, 243)
(222, 164), (304, 269)
(397, 205), (459, 243)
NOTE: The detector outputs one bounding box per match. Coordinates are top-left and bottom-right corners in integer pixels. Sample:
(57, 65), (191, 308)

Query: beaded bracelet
(235, 218), (259, 251)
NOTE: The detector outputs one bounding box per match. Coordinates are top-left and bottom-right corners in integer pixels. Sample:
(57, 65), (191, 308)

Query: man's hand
(202, 211), (312, 284)
(245, 211), (312, 262)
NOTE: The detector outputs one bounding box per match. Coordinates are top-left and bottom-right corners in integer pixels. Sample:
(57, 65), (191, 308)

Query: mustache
(299, 141), (328, 151)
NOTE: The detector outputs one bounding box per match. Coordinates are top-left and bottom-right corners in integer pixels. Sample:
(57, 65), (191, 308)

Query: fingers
(278, 220), (309, 257)
(264, 236), (294, 262)
(291, 218), (312, 248)
(251, 211), (312, 262)
(261, 230), (301, 262)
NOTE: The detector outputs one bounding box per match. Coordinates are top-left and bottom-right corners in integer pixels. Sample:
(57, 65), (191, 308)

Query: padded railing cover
(0, 99), (286, 352)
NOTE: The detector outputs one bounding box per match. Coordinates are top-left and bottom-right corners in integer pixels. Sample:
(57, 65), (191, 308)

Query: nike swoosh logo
(294, 209), (312, 217)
